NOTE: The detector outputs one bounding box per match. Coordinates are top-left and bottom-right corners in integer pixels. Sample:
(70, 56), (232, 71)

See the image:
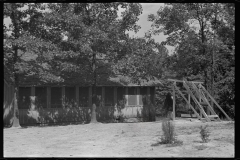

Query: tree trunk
(90, 51), (98, 123)
(12, 83), (20, 127)
(11, 3), (21, 128)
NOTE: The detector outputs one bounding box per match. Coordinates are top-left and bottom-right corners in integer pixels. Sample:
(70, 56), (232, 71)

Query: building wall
(16, 86), (156, 125)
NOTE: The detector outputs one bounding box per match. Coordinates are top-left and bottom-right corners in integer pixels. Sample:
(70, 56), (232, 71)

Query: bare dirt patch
(4, 118), (234, 157)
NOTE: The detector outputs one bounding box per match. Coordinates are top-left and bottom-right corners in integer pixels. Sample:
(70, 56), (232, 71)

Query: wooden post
(172, 82), (176, 120)
(76, 85), (79, 107)
(62, 86), (65, 107)
(47, 87), (51, 108)
(102, 86), (105, 107)
(114, 87), (117, 106)
(89, 86), (92, 108)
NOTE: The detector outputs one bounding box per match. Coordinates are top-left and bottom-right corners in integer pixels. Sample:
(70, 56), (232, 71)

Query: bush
(151, 120), (183, 147)
(199, 125), (210, 143)
(161, 120), (177, 144)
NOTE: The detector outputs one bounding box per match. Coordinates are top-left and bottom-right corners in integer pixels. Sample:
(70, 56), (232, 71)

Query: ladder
(199, 83), (232, 121)
(169, 78), (232, 122)
(182, 79), (220, 122)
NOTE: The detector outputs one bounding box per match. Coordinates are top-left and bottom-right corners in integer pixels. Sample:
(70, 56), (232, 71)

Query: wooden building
(4, 76), (161, 126)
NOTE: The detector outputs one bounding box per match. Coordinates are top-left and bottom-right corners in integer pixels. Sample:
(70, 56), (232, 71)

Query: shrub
(151, 120), (183, 147)
(161, 120), (177, 144)
(199, 125), (210, 143)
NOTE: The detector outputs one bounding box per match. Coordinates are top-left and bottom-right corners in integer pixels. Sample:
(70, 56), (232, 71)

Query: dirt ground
(4, 118), (234, 157)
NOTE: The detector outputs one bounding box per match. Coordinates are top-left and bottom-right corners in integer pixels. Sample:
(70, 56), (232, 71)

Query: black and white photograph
(4, 3), (234, 157)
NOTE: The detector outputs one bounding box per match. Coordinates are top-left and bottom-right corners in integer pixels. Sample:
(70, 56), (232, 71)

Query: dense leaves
(149, 3), (235, 119)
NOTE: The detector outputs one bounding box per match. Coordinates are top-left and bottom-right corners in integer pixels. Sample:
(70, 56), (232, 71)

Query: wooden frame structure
(168, 79), (231, 122)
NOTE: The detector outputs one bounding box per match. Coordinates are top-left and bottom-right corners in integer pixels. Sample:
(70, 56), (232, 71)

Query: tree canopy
(148, 3), (235, 118)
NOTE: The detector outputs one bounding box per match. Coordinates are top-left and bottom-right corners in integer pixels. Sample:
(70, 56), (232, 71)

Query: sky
(128, 3), (175, 54)
(4, 3), (175, 54)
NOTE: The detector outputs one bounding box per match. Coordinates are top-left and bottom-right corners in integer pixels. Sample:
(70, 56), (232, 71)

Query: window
(79, 87), (89, 107)
(150, 87), (155, 104)
(51, 87), (62, 108)
(95, 87), (102, 107)
(65, 87), (76, 107)
(128, 87), (137, 105)
(19, 87), (31, 109)
(117, 87), (125, 106)
(105, 87), (114, 106)
(35, 87), (47, 108)
(139, 87), (148, 105)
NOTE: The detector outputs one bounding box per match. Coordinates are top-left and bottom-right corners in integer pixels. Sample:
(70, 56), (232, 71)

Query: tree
(4, 3), (64, 127)
(148, 3), (235, 119)
(36, 3), (143, 123)
(114, 35), (169, 85)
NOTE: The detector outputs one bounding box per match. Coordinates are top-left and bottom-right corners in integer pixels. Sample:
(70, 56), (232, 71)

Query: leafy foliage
(161, 120), (176, 144)
(199, 125), (210, 143)
(149, 3), (235, 119)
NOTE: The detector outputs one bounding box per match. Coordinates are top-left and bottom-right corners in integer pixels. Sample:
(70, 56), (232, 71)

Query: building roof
(18, 73), (163, 87)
